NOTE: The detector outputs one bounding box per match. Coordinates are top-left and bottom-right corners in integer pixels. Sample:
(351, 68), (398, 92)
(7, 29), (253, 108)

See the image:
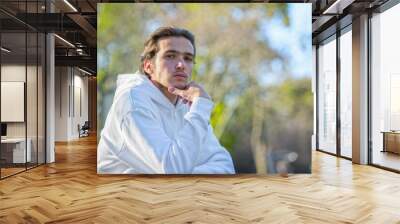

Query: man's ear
(143, 59), (153, 76)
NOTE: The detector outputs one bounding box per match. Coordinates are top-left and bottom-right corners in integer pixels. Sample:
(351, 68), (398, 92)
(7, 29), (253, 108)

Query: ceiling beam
(323, 0), (356, 14)
(66, 13), (97, 46)
(55, 55), (96, 72)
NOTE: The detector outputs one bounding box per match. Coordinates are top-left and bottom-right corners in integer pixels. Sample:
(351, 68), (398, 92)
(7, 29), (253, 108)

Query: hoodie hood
(115, 71), (184, 111)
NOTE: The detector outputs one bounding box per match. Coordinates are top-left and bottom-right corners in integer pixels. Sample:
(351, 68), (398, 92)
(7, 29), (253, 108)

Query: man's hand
(168, 82), (211, 104)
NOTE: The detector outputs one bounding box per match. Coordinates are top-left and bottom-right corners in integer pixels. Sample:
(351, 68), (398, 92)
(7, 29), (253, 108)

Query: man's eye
(166, 54), (175, 59)
(184, 57), (193, 62)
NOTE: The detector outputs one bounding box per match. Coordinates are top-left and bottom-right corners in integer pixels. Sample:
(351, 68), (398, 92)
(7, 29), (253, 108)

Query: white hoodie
(97, 72), (235, 174)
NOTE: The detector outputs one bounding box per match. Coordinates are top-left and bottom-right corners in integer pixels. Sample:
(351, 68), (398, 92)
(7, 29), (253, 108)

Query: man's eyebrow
(164, 50), (194, 57)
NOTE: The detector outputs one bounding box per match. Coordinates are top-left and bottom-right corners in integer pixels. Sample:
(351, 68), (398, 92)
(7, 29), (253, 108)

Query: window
(371, 3), (400, 171)
(318, 36), (337, 154)
(0, 1), (46, 179)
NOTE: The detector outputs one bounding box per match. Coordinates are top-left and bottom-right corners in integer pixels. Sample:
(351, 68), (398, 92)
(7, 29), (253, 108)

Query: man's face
(146, 37), (194, 90)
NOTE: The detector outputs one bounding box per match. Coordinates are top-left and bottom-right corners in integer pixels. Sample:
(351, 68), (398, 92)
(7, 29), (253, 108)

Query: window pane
(318, 37), (337, 154)
(1, 30), (27, 177)
(340, 29), (352, 158)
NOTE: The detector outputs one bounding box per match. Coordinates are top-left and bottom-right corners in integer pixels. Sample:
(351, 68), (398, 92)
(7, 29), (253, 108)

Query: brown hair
(139, 26), (196, 77)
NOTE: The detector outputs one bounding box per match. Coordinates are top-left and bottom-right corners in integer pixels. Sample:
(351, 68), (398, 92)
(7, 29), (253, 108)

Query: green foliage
(210, 102), (226, 129)
(220, 131), (237, 154)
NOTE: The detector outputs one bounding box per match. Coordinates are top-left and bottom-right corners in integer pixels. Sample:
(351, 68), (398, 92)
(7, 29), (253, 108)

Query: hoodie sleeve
(192, 126), (235, 174)
(119, 97), (216, 174)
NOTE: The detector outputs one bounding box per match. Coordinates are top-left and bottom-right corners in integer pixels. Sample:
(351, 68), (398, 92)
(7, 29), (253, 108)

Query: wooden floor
(373, 150), (400, 171)
(1, 163), (45, 178)
(1, 135), (400, 223)
(0, 167), (26, 178)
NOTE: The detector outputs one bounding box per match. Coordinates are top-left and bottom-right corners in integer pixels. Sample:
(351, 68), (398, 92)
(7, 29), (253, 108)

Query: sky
(261, 4), (312, 79)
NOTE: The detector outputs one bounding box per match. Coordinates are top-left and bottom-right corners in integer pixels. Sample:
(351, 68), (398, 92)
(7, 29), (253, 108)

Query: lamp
(1, 47), (11, 53)
(63, 0), (78, 12)
(54, 34), (75, 48)
(78, 67), (93, 76)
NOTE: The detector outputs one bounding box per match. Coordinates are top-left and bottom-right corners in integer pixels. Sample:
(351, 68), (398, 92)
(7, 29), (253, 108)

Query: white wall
(1, 65), (26, 81)
(70, 72), (89, 139)
(55, 67), (69, 141)
(55, 67), (89, 141)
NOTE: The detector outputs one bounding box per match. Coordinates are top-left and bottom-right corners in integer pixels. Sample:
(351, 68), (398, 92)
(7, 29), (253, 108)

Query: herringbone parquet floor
(1, 135), (400, 223)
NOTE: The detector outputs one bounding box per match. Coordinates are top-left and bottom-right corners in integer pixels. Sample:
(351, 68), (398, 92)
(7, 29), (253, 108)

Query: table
(1, 138), (31, 163)
(381, 131), (400, 154)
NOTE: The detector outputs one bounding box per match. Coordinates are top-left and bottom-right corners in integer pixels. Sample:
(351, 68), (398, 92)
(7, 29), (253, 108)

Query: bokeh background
(97, 3), (312, 174)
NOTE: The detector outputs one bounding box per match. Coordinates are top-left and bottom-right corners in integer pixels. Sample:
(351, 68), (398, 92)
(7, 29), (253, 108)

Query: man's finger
(168, 86), (185, 97)
(168, 86), (175, 93)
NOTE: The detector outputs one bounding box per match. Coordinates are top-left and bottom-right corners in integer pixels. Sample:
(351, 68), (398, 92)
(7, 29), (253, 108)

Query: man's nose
(176, 60), (185, 70)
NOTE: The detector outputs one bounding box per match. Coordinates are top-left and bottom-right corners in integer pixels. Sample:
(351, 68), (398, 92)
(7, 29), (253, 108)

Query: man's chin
(172, 82), (188, 90)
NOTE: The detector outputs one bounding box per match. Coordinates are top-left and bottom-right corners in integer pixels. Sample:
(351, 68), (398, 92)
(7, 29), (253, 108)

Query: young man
(97, 27), (235, 174)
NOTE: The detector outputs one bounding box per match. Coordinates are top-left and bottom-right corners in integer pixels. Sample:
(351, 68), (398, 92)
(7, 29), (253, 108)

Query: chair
(78, 121), (90, 138)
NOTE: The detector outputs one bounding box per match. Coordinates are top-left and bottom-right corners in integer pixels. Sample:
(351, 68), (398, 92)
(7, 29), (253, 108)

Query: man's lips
(173, 73), (188, 79)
